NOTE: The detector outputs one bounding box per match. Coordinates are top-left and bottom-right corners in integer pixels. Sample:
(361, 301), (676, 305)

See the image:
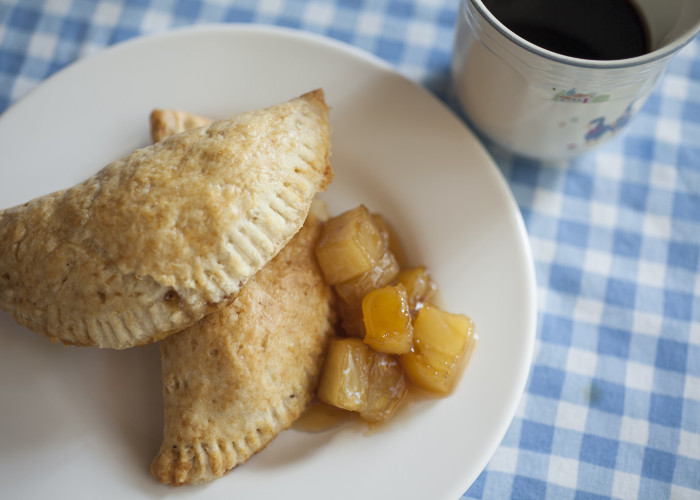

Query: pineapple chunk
(400, 305), (475, 394)
(362, 284), (413, 354)
(371, 213), (408, 269)
(334, 249), (399, 337)
(361, 352), (406, 422)
(316, 338), (407, 422)
(396, 266), (437, 314)
(335, 250), (400, 307)
(315, 205), (385, 284)
(317, 338), (371, 412)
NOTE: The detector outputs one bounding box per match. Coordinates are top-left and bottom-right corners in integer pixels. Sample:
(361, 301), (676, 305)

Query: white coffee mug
(451, 0), (700, 161)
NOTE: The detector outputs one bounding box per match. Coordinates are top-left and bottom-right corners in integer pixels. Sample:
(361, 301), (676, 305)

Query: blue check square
(597, 326), (631, 358)
(667, 241), (699, 270)
(519, 420), (554, 454)
(574, 491), (611, 500)
(564, 171), (593, 199)
(642, 92), (661, 114)
(642, 448), (676, 482)
(605, 278), (636, 308)
(0, 49), (23, 74)
(224, 8), (254, 23)
(672, 192), (700, 221)
(541, 314), (573, 345)
(619, 181), (648, 211)
(60, 18), (89, 41)
(511, 476), (547, 499)
(580, 434), (619, 469)
(655, 338), (688, 373)
(612, 230), (642, 258)
(682, 101), (700, 124)
(388, 0), (414, 18)
(638, 478), (672, 499)
(376, 37), (404, 61)
(327, 27), (354, 44)
(8, 5), (39, 31)
(663, 290), (694, 321)
(558, 220), (589, 247)
(550, 264), (583, 294)
(510, 160), (540, 187)
(529, 365), (566, 399)
(689, 58), (700, 79)
(111, 26), (140, 43)
(674, 456), (700, 489)
(174, 0), (201, 19)
(649, 394), (683, 428)
(435, 5), (456, 26)
(688, 346), (700, 378)
(589, 379), (625, 415)
(678, 146), (700, 169)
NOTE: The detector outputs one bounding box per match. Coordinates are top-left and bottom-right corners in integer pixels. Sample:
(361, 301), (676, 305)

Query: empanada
(149, 109), (212, 143)
(0, 89), (332, 349)
(151, 208), (335, 485)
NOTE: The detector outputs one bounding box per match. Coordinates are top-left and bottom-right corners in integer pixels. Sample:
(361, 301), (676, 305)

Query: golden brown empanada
(151, 208), (335, 485)
(0, 89), (332, 349)
(149, 109), (212, 143)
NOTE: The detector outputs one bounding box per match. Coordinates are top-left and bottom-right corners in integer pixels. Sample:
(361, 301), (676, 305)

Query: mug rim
(469, 0), (700, 69)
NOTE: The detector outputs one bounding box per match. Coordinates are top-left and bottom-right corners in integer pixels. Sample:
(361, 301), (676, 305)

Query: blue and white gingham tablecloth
(1, 1), (698, 498)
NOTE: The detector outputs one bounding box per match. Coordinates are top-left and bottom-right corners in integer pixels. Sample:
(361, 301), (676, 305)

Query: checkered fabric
(1, 1), (698, 499)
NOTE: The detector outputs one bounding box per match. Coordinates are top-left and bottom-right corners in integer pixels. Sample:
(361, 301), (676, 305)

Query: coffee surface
(483, 0), (650, 60)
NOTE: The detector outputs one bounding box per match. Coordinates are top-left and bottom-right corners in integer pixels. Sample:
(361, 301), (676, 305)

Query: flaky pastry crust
(151, 210), (335, 485)
(0, 89), (332, 349)
(149, 109), (212, 143)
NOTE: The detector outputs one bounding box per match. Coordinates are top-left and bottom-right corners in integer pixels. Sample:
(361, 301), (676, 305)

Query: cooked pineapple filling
(362, 284), (413, 354)
(314, 205), (385, 284)
(314, 205), (477, 423)
(401, 305), (475, 394)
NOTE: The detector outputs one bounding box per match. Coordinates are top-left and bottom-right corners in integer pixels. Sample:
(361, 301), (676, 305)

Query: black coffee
(482, 0), (650, 60)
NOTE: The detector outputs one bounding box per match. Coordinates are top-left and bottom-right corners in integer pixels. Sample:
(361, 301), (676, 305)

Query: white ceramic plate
(0, 25), (536, 500)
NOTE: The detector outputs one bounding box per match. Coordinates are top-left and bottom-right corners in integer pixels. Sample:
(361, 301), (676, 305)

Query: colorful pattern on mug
(553, 88), (610, 103)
